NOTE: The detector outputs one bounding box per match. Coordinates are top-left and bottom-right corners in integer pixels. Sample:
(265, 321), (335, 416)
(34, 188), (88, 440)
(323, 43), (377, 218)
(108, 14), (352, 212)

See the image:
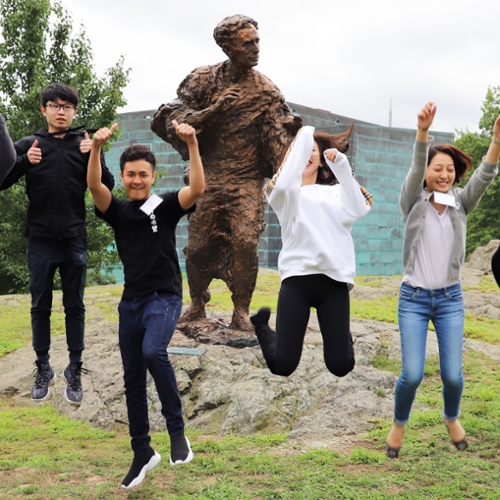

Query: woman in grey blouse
(386, 102), (500, 458)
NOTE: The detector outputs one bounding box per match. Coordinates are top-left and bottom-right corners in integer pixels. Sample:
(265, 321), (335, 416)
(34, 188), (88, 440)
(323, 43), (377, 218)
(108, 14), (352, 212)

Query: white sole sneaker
(122, 450), (161, 489)
(170, 436), (194, 465)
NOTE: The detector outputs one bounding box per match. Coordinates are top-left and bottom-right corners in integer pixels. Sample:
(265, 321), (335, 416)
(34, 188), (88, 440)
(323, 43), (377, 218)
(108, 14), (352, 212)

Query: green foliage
(0, 0), (130, 293)
(0, 294), (65, 357)
(0, 181), (29, 293)
(479, 86), (500, 133)
(455, 85), (500, 256)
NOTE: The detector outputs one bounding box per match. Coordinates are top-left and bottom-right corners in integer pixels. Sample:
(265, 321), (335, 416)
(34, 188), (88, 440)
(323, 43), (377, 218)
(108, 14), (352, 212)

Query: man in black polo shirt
(0, 83), (114, 404)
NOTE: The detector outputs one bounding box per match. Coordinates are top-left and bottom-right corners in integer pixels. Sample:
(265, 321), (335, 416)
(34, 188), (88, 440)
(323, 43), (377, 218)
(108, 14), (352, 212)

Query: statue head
(213, 15), (260, 69)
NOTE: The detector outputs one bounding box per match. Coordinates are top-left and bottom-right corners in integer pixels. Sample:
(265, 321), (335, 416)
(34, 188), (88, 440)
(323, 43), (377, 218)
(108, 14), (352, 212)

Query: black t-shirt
(97, 192), (194, 299)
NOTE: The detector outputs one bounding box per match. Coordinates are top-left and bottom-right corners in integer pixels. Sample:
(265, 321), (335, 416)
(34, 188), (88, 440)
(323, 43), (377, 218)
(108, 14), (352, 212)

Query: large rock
(2, 277), (500, 448)
(464, 239), (500, 273)
(0, 307), (418, 447)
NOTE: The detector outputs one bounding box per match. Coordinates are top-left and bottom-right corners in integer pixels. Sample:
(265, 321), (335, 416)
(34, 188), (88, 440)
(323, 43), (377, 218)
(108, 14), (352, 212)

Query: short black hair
(41, 83), (79, 108)
(119, 144), (156, 172)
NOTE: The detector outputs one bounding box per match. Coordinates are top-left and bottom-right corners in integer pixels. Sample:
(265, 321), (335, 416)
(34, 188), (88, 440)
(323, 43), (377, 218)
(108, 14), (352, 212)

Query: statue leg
(179, 254), (212, 323)
(226, 183), (265, 331)
(227, 237), (260, 331)
(179, 198), (214, 323)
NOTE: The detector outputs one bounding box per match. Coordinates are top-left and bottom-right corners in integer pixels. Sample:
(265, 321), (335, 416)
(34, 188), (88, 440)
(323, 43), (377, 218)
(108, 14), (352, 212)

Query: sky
(63, 0), (500, 135)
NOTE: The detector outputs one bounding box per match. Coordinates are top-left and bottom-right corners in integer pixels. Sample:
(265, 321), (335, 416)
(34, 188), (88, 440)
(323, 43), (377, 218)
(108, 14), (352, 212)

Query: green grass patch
(2, 385), (500, 499)
(462, 274), (500, 293)
(0, 297), (65, 358)
(463, 313), (500, 345)
(2, 274), (500, 498)
(182, 270), (282, 314)
(351, 295), (399, 323)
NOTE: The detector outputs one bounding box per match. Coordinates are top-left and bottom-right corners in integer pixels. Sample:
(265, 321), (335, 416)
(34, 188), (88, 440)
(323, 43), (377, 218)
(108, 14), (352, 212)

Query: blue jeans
(394, 282), (464, 425)
(27, 236), (87, 354)
(118, 291), (184, 455)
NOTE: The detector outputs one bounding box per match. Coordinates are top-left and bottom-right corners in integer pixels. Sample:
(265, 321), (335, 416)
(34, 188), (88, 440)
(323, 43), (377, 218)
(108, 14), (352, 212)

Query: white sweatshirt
(264, 126), (371, 288)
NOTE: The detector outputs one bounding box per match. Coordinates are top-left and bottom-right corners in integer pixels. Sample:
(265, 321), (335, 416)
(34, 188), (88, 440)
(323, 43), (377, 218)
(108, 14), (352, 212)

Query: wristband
(417, 125), (429, 131)
(493, 139), (500, 146)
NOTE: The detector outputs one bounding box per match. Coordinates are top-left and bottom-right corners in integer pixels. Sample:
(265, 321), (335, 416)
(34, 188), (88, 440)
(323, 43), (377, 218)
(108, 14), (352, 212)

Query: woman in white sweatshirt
(250, 125), (372, 376)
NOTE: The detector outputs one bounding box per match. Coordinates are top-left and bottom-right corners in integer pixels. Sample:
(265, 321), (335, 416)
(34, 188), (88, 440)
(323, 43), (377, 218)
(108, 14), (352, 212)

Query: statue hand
(215, 87), (240, 111)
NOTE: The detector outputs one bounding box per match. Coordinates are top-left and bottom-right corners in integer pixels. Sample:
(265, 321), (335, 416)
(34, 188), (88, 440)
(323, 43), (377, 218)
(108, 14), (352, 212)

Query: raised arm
(415, 101), (436, 143)
(87, 123), (118, 213)
(264, 126), (314, 228)
(151, 69), (240, 160)
(176, 120), (205, 210)
(0, 114), (16, 185)
(324, 149), (371, 225)
(485, 114), (500, 165)
(399, 102), (437, 215)
(459, 113), (500, 213)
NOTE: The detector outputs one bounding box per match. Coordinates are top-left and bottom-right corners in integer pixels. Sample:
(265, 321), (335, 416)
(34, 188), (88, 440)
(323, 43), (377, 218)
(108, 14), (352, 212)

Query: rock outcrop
(2, 267), (500, 449)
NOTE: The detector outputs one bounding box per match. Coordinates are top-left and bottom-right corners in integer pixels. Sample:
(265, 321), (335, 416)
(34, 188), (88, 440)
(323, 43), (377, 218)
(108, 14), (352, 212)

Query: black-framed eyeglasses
(45, 103), (76, 112)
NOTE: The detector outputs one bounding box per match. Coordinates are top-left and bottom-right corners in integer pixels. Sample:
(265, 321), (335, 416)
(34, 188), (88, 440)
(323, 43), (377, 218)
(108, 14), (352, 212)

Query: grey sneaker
(31, 361), (56, 401)
(62, 361), (84, 405)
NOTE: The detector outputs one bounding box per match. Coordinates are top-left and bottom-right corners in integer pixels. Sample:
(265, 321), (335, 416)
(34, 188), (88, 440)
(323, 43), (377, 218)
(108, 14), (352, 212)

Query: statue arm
(151, 69), (240, 160)
(259, 99), (303, 178)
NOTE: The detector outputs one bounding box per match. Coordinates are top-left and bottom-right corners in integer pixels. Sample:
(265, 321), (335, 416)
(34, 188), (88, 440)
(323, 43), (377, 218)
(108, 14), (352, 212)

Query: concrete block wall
(105, 104), (453, 276)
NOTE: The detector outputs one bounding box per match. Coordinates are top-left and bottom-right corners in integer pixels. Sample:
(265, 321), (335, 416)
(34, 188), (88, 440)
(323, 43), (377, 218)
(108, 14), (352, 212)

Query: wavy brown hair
(427, 144), (473, 184)
(314, 125), (353, 185)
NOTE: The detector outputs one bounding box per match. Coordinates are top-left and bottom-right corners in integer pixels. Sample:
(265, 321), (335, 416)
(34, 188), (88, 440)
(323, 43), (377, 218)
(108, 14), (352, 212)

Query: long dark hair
(314, 125), (353, 185)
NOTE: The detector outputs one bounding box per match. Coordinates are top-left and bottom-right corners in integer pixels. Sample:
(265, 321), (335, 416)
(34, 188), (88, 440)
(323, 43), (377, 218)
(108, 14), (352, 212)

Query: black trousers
(27, 236), (86, 353)
(257, 274), (354, 377)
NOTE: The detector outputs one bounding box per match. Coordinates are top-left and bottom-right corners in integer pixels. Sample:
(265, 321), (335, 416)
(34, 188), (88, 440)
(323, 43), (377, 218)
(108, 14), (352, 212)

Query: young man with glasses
(0, 83), (115, 404)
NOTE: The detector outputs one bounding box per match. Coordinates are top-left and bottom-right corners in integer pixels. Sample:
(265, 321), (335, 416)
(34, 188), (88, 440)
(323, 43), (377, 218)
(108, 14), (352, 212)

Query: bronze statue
(152, 14), (302, 331)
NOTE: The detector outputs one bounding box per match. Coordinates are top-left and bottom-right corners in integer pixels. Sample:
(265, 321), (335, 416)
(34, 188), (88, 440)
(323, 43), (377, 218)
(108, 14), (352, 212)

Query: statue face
(226, 26), (260, 69)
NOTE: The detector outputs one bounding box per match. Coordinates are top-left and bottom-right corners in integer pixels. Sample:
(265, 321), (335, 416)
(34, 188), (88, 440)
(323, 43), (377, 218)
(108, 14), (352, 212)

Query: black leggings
(259, 274), (354, 377)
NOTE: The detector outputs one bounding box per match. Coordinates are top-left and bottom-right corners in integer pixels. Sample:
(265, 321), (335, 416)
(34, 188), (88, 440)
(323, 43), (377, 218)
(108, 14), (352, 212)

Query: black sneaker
(31, 361), (56, 401)
(121, 448), (161, 489)
(170, 435), (194, 465)
(62, 361), (85, 405)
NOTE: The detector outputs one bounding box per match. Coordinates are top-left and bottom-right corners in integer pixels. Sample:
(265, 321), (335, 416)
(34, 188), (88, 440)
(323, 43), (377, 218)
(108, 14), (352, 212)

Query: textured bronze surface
(152, 14), (302, 330)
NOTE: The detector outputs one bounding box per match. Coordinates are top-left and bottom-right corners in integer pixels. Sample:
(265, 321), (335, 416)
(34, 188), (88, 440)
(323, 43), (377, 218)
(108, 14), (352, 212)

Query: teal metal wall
(106, 103), (453, 277)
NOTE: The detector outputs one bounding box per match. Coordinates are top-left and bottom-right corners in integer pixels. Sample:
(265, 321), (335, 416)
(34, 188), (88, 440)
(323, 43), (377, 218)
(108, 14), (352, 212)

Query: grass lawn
(1, 272), (500, 498)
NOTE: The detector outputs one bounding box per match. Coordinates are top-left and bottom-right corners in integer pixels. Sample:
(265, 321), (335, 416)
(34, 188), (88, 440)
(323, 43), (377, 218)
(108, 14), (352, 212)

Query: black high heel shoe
(386, 444), (401, 458)
(451, 438), (468, 451)
(386, 423), (404, 458)
(444, 419), (468, 451)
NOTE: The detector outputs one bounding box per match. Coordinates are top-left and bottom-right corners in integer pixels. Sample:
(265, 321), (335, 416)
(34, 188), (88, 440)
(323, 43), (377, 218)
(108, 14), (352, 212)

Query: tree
(0, 0), (129, 294)
(455, 85), (500, 255)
